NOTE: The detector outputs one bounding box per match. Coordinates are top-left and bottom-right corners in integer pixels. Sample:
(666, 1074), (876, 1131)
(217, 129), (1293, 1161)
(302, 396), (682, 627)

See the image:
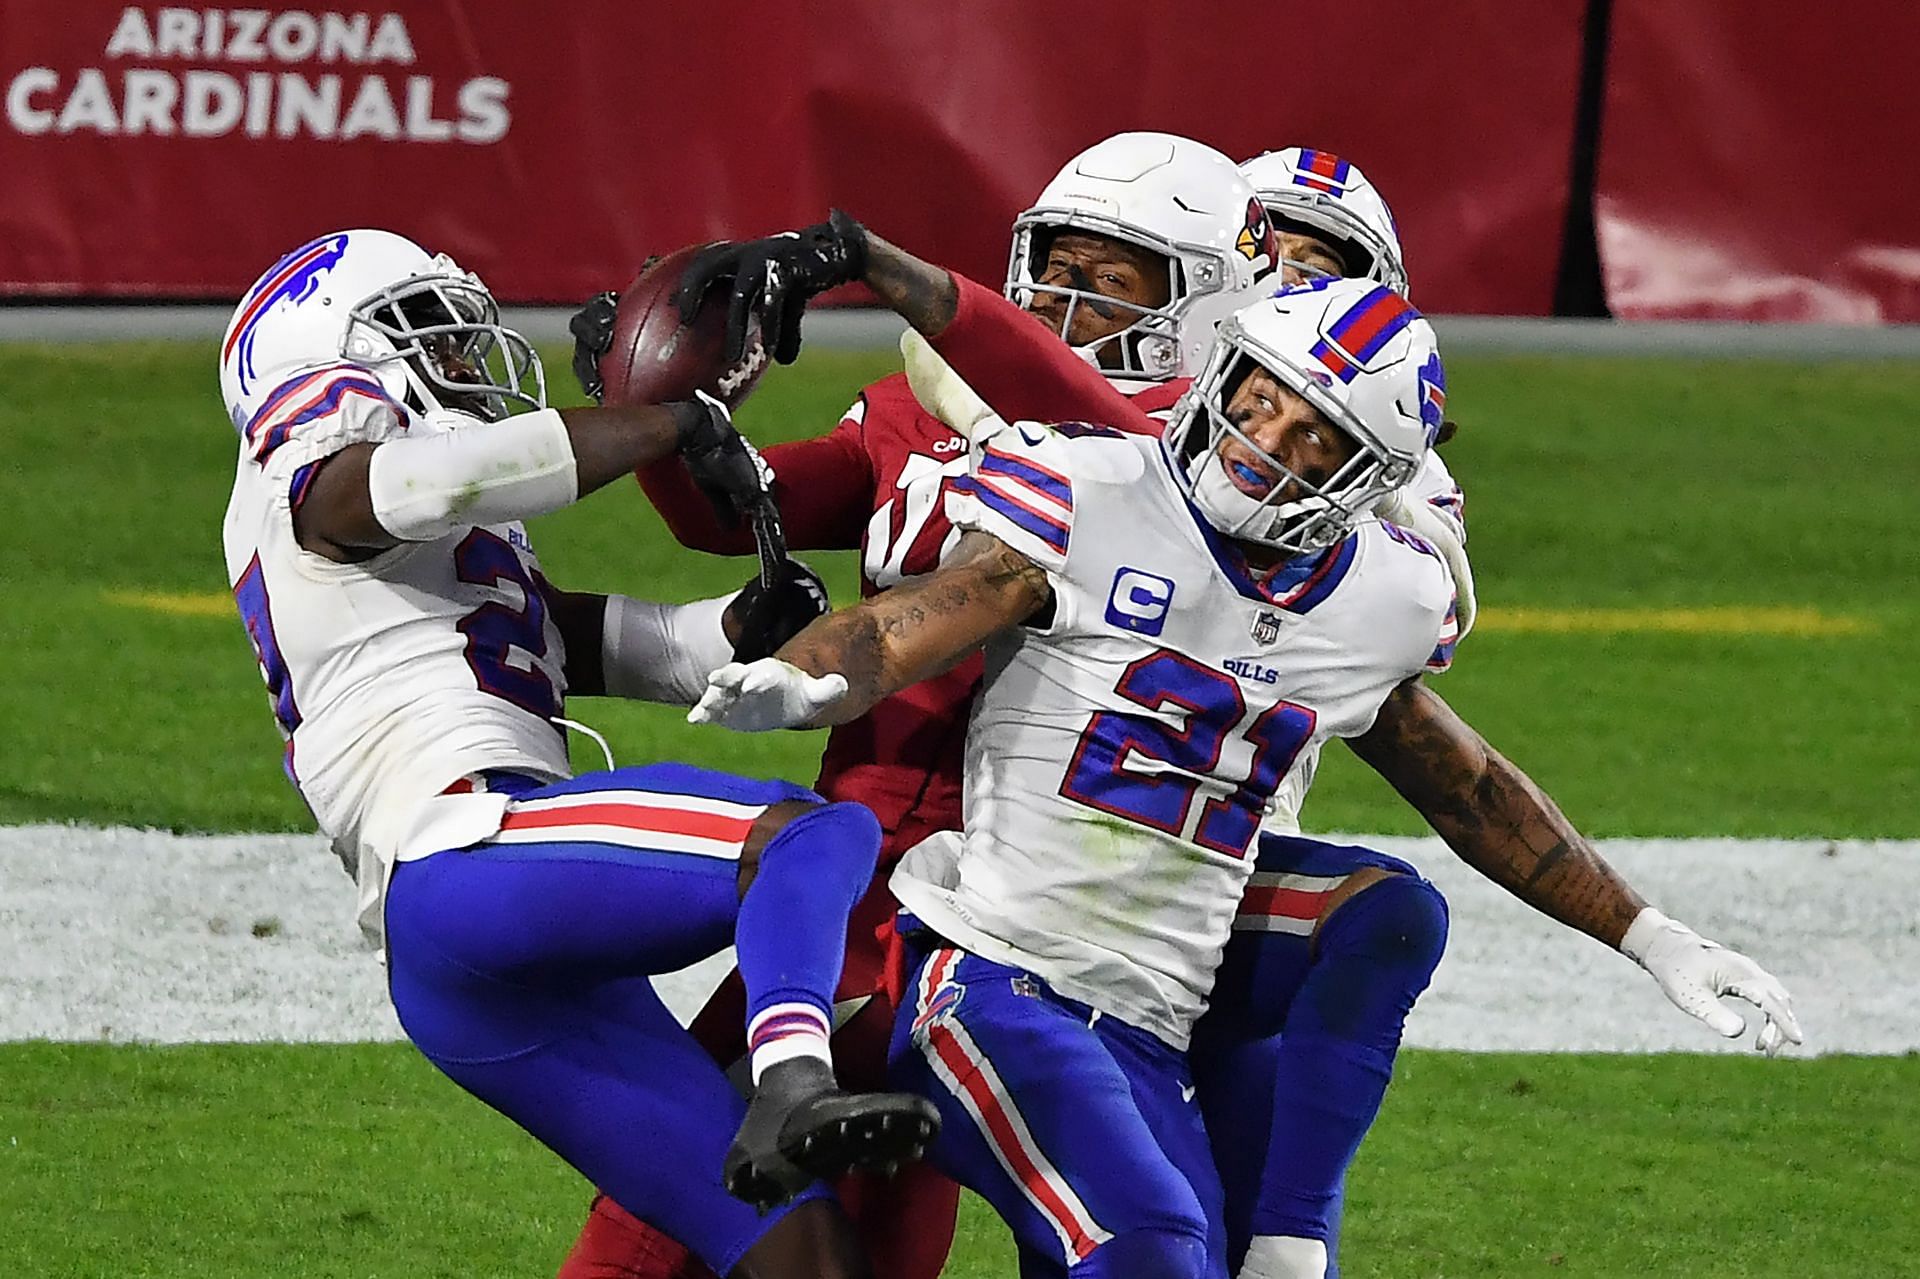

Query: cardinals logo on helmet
(1235, 198), (1278, 267)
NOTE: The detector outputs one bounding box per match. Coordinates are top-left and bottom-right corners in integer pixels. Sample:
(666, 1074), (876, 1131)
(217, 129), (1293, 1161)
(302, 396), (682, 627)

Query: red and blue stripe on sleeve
(244, 365), (399, 464)
(955, 442), (1074, 557)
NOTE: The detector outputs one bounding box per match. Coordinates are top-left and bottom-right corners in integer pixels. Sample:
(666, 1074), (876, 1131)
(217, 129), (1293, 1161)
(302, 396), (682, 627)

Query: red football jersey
(637, 371), (979, 869)
(807, 373), (981, 859)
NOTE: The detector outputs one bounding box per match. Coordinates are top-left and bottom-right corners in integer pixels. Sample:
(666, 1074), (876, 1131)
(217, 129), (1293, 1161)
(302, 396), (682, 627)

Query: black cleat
(723, 1058), (941, 1212)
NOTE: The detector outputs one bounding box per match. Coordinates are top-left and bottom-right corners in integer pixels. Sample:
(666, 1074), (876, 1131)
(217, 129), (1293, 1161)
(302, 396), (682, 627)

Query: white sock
(746, 1002), (833, 1085)
(1239, 1234), (1329, 1279)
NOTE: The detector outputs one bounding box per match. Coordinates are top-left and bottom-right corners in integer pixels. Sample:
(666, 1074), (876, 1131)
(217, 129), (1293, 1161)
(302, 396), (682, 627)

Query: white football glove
(1621, 908), (1804, 1055)
(1377, 486), (1476, 638)
(686, 659), (849, 732)
(901, 329), (1004, 440)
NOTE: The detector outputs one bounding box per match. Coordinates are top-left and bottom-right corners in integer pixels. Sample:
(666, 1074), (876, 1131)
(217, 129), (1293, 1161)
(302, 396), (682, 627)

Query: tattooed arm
(1347, 676), (1646, 948)
(769, 530), (1052, 727)
(860, 230), (961, 338)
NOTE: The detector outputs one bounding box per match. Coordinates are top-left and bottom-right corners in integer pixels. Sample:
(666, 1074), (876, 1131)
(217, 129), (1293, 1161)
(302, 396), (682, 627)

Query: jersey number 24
(1060, 649), (1316, 858)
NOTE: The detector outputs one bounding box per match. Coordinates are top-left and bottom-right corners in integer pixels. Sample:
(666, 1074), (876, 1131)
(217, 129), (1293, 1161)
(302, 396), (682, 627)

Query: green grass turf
(1, 343), (1916, 1274)
(0, 343), (1915, 836)
(3, 1042), (1913, 1278)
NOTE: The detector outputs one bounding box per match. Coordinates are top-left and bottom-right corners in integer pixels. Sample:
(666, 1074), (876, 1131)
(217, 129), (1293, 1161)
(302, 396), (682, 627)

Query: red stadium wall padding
(0, 1), (1583, 312)
(1597, 1), (1920, 322)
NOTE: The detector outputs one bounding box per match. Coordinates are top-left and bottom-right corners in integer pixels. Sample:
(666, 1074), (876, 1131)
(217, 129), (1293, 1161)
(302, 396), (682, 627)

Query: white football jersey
(890, 420), (1455, 1048)
(222, 362), (573, 943)
(1262, 445), (1466, 835)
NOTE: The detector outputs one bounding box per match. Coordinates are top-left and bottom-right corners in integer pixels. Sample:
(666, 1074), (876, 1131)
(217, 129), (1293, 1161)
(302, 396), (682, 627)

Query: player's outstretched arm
(843, 229), (1151, 433)
(292, 397), (721, 561)
(1350, 678), (1803, 1053)
(1349, 678), (1644, 944)
(674, 217), (1148, 433)
(689, 531), (1050, 731)
(535, 570), (824, 707)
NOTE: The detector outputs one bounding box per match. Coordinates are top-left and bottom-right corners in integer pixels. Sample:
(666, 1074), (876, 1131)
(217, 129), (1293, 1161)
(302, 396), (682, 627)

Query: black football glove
(673, 210), (870, 366)
(726, 556), (831, 662)
(568, 291), (619, 404)
(676, 390), (768, 527)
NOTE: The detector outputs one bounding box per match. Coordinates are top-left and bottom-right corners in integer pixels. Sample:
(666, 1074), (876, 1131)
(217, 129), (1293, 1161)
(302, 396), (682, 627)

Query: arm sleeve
(632, 409), (875, 554)
(602, 591), (737, 705)
(929, 273), (1158, 436)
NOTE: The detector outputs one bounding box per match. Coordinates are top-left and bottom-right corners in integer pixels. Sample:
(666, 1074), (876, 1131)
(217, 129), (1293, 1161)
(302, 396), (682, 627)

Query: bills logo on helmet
(1416, 351), (1448, 446)
(1306, 284), (1417, 384)
(1292, 149), (1354, 197)
(224, 233), (351, 394)
(1235, 197), (1278, 266)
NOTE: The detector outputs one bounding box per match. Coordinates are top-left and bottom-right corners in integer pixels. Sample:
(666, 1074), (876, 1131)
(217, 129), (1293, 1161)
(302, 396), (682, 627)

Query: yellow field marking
(103, 589), (232, 618)
(1475, 606), (1877, 637)
(101, 591), (1874, 638)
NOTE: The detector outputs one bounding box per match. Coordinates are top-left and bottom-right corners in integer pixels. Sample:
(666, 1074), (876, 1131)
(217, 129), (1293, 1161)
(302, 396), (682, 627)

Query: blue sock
(733, 800), (881, 1082)
(1250, 873), (1448, 1250)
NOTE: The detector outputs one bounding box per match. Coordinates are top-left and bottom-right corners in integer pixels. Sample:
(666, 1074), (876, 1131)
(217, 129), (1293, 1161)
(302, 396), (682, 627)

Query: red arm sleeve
(928, 273), (1159, 435)
(633, 412), (875, 554)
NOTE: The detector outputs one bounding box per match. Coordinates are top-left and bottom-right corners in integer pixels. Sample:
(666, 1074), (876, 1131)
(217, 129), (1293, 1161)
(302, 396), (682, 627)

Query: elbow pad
(368, 408), (578, 541)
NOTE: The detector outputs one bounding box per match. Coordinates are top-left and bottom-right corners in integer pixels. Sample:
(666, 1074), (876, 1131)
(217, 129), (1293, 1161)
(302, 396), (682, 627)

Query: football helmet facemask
(1239, 148), (1409, 296)
(1163, 277), (1442, 556)
(219, 228), (544, 436)
(1007, 132), (1280, 383)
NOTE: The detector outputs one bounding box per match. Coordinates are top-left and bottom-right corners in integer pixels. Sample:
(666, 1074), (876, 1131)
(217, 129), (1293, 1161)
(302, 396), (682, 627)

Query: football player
(693, 244), (1458, 1279)
(672, 213), (1803, 1279)
(557, 133), (1283, 1279)
(562, 135), (1797, 1279)
(218, 229), (936, 1279)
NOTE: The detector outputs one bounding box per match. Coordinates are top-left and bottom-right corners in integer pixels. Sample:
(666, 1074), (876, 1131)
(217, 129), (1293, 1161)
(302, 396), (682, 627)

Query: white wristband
(368, 407), (578, 541)
(602, 591), (738, 705)
(1619, 905), (1674, 964)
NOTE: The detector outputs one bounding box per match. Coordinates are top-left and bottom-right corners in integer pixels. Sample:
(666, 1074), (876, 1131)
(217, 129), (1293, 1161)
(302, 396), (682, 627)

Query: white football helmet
(1163, 277), (1444, 555)
(219, 228), (543, 435)
(1007, 132), (1280, 382)
(1240, 148), (1409, 295)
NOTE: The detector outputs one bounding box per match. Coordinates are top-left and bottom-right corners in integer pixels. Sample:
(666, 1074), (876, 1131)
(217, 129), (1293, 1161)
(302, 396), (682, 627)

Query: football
(597, 243), (769, 410)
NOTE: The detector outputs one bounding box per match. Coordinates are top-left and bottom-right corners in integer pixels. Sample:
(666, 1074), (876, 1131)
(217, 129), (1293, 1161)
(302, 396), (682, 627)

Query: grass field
(3, 341), (1917, 1276)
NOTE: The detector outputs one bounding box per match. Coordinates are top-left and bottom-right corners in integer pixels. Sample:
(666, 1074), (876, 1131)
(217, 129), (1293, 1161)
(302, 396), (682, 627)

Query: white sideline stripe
(506, 789), (765, 821)
(3, 826), (1918, 1054)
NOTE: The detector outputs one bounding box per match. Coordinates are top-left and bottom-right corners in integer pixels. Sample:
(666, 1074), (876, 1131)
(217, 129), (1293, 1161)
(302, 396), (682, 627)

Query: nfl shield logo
(1251, 610), (1284, 645)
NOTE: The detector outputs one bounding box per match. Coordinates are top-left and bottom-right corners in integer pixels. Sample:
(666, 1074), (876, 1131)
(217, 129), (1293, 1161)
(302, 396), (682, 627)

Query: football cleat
(722, 1058), (940, 1213)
